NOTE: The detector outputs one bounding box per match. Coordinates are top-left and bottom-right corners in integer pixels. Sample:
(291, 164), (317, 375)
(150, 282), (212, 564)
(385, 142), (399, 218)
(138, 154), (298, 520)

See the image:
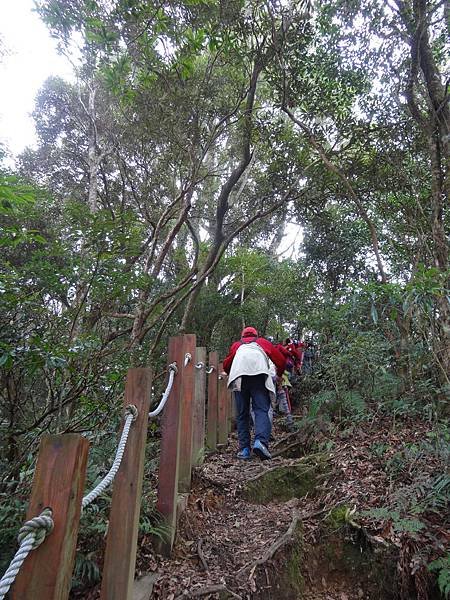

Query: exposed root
(237, 511), (300, 575)
(175, 583), (242, 599)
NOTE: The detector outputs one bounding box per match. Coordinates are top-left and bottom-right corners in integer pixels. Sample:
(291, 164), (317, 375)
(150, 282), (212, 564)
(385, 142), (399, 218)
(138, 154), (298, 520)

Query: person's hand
(220, 371), (228, 378)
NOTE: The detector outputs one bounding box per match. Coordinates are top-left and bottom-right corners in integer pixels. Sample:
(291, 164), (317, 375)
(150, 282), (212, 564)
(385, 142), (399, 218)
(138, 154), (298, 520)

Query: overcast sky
(0, 1), (74, 157)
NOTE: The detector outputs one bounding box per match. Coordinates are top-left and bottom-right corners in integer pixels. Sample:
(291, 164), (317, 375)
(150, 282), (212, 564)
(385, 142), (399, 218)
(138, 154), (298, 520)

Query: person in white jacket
(223, 327), (286, 460)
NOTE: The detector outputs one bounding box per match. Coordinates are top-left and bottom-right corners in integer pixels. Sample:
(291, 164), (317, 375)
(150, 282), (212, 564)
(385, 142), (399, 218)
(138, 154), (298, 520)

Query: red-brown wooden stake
(12, 434), (89, 600)
(155, 336), (184, 555)
(100, 368), (152, 600)
(206, 351), (218, 451)
(178, 333), (196, 493)
(191, 347), (207, 466)
(217, 362), (228, 445)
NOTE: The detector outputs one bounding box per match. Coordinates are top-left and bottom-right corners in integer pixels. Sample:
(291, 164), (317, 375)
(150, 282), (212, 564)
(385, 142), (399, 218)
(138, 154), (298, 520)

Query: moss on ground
(256, 520), (305, 599)
(324, 505), (351, 531)
(242, 454), (329, 504)
(284, 544), (305, 595)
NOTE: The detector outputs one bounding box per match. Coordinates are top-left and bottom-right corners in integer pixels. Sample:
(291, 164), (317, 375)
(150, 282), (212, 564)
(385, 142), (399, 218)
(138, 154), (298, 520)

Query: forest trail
(126, 414), (441, 600)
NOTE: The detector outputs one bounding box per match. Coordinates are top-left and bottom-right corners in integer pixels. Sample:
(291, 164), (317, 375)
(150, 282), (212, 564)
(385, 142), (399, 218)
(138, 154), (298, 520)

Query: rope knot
(17, 508), (54, 549)
(125, 404), (138, 422)
(168, 362), (178, 374)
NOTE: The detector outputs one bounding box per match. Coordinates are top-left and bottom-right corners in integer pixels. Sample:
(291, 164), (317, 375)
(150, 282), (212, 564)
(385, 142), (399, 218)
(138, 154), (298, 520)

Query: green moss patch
(242, 454), (329, 503)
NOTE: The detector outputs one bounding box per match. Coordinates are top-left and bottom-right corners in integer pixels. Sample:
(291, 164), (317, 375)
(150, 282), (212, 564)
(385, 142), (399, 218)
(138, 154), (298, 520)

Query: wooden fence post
(100, 368), (152, 600)
(178, 333), (196, 494)
(12, 434), (89, 600)
(155, 335), (184, 556)
(206, 351), (218, 451)
(217, 362), (228, 445)
(192, 347), (207, 466)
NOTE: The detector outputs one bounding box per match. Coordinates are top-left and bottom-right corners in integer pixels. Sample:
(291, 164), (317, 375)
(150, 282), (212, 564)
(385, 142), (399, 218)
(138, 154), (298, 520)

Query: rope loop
(168, 362), (178, 373)
(0, 507), (55, 599)
(125, 404), (138, 422)
(184, 353), (192, 367)
(17, 507), (53, 549)
(206, 365), (216, 374)
(195, 362), (204, 369)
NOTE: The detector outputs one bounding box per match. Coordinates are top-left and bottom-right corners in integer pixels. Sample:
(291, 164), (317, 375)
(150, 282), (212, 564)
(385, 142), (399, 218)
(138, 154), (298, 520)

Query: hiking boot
(253, 439), (271, 461)
(237, 447), (251, 460)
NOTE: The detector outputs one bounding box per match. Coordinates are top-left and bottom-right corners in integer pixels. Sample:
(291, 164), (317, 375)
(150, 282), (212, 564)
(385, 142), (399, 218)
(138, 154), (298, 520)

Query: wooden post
(178, 333), (196, 494)
(155, 335), (184, 555)
(100, 368), (152, 600)
(12, 434), (89, 600)
(206, 351), (218, 451)
(191, 347), (207, 466)
(217, 362), (228, 445)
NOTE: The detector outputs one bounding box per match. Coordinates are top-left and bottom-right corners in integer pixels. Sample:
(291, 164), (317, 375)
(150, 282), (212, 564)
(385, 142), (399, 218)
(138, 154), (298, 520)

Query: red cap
(241, 326), (258, 338)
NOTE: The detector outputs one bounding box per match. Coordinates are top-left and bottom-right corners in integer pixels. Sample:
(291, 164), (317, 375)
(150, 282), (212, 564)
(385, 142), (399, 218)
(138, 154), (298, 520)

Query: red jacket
(275, 343), (291, 360)
(285, 342), (303, 368)
(223, 338), (286, 377)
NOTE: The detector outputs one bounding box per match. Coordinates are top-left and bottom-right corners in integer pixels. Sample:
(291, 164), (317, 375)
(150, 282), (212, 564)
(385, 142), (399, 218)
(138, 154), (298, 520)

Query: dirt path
(141, 413), (446, 600)
(78, 414), (445, 599)
(146, 424), (373, 600)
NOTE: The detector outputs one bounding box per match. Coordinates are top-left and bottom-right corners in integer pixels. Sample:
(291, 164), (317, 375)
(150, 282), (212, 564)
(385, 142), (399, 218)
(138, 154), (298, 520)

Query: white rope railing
(82, 404), (138, 509)
(195, 361), (205, 369)
(184, 353), (192, 367)
(0, 363), (179, 595)
(149, 362), (178, 418)
(0, 508), (54, 599)
(206, 365), (215, 374)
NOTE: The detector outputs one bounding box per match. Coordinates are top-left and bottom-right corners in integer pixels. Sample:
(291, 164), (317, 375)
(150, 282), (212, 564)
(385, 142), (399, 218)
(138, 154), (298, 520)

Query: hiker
(276, 371), (295, 431)
(223, 327), (286, 460)
(302, 341), (316, 375)
(284, 338), (305, 375)
(294, 340), (306, 373)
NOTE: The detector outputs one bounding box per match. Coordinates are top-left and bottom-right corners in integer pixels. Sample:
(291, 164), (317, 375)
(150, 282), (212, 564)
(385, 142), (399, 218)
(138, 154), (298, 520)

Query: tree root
(237, 511), (300, 575)
(175, 583), (242, 599)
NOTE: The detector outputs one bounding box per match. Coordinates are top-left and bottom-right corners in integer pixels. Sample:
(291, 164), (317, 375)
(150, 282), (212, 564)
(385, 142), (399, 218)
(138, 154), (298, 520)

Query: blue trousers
(234, 374), (272, 449)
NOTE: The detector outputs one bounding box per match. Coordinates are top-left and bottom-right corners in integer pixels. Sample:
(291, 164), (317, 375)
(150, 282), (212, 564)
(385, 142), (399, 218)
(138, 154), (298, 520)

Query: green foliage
(1, 0), (449, 594)
(364, 507), (425, 534)
(363, 469), (449, 541)
(72, 552), (101, 590)
(0, 495), (27, 574)
(429, 553), (450, 598)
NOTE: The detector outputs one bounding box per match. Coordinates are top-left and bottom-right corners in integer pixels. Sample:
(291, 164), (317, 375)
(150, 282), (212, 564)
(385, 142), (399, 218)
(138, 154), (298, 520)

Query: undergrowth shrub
(429, 553), (450, 598)
(308, 389), (367, 421)
(0, 496), (27, 574)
